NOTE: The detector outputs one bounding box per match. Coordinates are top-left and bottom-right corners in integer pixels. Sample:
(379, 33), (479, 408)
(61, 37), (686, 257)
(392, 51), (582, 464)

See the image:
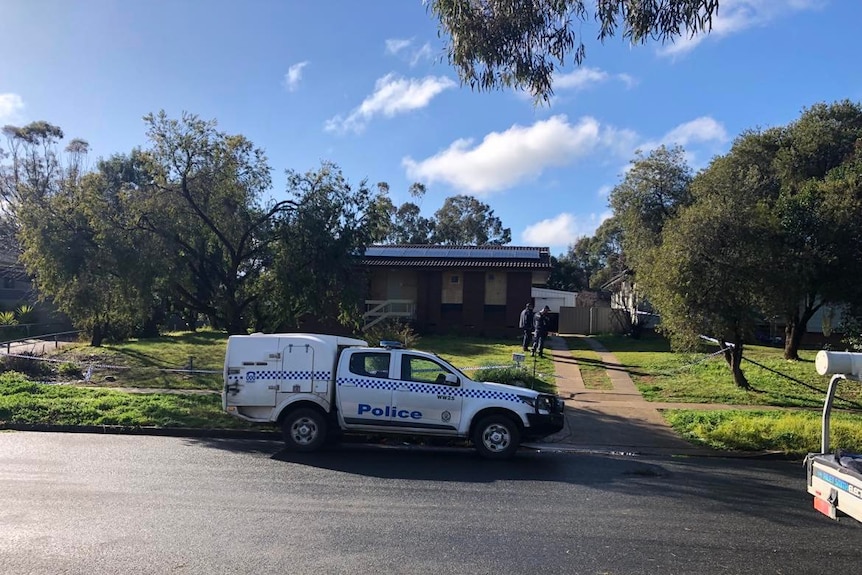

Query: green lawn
(7, 328), (862, 455)
(0, 372), (249, 428)
(39, 330), (227, 390)
(590, 331), (862, 454)
(663, 409), (862, 456)
(418, 334), (556, 389)
(593, 332), (862, 409)
(0, 332), (558, 430)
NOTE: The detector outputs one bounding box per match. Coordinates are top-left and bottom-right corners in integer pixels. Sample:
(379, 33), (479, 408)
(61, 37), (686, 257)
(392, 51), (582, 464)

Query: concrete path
(538, 335), (718, 456)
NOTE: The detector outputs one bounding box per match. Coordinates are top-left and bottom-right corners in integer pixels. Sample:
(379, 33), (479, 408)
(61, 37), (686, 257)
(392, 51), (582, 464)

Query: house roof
(360, 245), (552, 270)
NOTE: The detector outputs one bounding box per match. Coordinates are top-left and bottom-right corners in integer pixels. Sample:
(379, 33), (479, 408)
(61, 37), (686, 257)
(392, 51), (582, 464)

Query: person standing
(518, 302), (535, 351)
(532, 305), (551, 357)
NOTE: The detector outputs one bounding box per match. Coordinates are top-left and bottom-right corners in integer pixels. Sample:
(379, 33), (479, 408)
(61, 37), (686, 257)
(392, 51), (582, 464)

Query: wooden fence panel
(558, 307), (631, 335)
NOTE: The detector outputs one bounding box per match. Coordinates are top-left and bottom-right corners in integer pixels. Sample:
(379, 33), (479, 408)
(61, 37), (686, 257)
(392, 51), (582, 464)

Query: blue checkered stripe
(336, 377), (520, 403)
(245, 370), (331, 383)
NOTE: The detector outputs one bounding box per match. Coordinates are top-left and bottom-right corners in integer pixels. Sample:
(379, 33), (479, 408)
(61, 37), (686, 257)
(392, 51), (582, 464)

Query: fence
(1, 330), (81, 354)
(557, 306), (631, 335)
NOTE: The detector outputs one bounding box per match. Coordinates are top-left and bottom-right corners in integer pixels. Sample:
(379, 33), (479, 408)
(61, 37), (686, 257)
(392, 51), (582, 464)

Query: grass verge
(664, 408), (862, 456)
(594, 332), (862, 409)
(0, 372), (249, 428)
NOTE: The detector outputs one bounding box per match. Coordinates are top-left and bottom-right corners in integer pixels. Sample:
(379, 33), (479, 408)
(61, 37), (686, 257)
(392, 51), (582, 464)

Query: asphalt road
(0, 432), (859, 575)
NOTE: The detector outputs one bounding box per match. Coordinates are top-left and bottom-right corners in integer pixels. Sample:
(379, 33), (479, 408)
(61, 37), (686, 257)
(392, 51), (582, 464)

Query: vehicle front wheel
(472, 414), (521, 459)
(281, 408), (328, 452)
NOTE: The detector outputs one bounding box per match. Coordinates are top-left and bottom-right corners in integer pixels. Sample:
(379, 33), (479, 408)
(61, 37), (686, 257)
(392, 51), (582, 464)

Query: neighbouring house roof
(361, 245), (552, 270)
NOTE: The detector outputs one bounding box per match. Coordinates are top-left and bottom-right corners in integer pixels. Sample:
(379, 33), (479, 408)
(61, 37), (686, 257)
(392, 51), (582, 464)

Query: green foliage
(0, 380), (250, 428)
(429, 0), (718, 102)
(363, 319), (421, 349)
(596, 334), (862, 409)
(431, 195), (511, 245)
(0, 311), (17, 326)
(609, 145), (693, 272)
(664, 409), (862, 456)
(57, 362), (83, 378)
(0, 351), (53, 378)
(14, 304), (35, 323)
(253, 162), (391, 332)
(50, 330), (227, 390)
(419, 335), (556, 389)
(139, 111), (283, 335)
(473, 366), (554, 393)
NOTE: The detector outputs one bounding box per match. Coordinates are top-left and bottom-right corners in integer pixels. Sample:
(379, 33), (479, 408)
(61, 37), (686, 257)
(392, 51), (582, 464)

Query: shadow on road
(182, 435), (812, 526)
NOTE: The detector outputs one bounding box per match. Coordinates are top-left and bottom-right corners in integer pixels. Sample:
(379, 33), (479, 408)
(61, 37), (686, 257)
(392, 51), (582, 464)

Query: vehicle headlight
(518, 394), (536, 408)
(535, 395), (553, 412)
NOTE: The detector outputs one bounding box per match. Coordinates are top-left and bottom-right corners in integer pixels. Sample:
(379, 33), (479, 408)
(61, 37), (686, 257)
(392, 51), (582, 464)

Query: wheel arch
(275, 399), (330, 426)
(468, 407), (524, 438)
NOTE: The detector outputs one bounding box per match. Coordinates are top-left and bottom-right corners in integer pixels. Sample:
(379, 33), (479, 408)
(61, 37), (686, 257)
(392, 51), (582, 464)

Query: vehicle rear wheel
(281, 408), (328, 452)
(472, 414), (521, 459)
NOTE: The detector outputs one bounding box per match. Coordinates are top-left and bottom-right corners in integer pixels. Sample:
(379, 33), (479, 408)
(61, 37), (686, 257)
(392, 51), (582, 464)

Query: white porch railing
(363, 299), (416, 331)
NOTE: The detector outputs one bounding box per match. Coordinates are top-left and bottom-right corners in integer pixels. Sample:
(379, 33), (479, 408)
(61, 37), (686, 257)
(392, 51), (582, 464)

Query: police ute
(223, 333), (565, 459)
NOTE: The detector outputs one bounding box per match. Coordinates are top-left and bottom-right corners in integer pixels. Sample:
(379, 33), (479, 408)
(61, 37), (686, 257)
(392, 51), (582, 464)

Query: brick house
(360, 245), (552, 337)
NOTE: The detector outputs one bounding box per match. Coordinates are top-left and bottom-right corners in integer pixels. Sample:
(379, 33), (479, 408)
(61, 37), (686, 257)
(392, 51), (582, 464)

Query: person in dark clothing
(532, 305), (551, 357)
(518, 302), (534, 351)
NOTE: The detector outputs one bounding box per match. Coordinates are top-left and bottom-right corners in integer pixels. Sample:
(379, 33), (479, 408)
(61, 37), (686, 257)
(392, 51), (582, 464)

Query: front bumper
(524, 412), (565, 438)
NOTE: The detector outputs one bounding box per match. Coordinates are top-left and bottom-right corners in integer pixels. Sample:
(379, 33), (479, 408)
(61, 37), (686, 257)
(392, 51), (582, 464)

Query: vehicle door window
(348, 352), (390, 378)
(401, 355), (457, 386)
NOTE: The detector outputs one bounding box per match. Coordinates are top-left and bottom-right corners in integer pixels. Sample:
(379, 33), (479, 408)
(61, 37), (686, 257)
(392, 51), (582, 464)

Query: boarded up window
(442, 272), (463, 304)
(485, 272), (506, 305)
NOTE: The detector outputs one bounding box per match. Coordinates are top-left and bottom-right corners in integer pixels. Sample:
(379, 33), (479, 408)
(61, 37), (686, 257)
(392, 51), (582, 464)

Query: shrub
(0, 352), (53, 378)
(58, 362), (83, 378)
(473, 366), (554, 393)
(363, 319), (420, 349)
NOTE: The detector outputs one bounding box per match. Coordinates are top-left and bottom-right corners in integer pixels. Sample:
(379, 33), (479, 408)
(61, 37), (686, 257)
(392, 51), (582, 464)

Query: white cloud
(659, 0), (825, 56)
(386, 38), (435, 66)
(0, 93), (25, 124)
(521, 211), (612, 250)
(385, 38), (412, 55)
(283, 61), (309, 92)
(325, 73), (455, 134)
(552, 67), (637, 93)
(554, 67), (609, 91)
(409, 42), (434, 66)
(616, 73), (638, 89)
(597, 184), (613, 198)
(403, 115), (638, 195)
(661, 116), (728, 147)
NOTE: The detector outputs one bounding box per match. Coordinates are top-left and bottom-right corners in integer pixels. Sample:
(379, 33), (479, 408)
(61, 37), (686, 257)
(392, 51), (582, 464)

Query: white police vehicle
(223, 333), (565, 459)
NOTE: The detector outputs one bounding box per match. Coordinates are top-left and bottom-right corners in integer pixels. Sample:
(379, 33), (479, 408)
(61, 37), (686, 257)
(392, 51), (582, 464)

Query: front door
(338, 351), (395, 428)
(392, 353), (462, 433)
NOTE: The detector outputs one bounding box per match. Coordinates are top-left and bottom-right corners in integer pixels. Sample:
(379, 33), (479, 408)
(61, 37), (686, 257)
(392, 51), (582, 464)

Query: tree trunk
(722, 338), (750, 389)
(90, 323), (104, 347)
(783, 321), (806, 361)
(783, 299), (819, 360)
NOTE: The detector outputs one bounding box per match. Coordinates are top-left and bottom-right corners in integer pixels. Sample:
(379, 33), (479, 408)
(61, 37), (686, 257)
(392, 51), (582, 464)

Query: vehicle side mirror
(444, 373), (459, 386)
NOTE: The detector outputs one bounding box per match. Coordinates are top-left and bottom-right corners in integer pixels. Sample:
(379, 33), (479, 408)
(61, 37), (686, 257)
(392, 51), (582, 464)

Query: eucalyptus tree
(428, 0), (719, 101)
(136, 111), (291, 334)
(253, 162), (391, 332)
(432, 194), (511, 245)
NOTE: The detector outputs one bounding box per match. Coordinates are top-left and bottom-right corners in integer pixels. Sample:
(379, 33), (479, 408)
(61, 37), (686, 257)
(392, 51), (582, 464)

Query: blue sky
(2, 0), (860, 256)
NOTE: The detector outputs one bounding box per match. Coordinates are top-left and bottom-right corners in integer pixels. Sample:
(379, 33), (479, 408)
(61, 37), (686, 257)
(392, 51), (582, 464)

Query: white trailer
(804, 350), (862, 523)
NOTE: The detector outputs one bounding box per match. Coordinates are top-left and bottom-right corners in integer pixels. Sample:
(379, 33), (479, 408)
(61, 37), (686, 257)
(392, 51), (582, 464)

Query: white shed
(531, 287), (577, 313)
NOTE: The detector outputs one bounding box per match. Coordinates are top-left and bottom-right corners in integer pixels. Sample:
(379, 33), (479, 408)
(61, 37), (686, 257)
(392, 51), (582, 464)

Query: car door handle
(268, 384), (279, 390)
